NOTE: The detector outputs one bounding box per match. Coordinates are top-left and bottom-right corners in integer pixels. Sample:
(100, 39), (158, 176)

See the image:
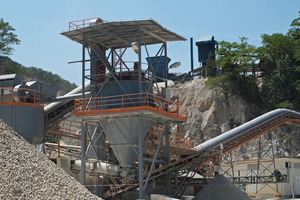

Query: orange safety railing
(74, 93), (187, 121)
(46, 119), (82, 140)
(0, 87), (44, 108)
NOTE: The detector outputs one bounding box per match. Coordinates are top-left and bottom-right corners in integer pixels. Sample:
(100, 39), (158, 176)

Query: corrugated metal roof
(0, 74), (17, 81)
(61, 19), (186, 49)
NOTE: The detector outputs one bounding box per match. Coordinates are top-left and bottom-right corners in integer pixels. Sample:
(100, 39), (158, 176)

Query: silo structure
(61, 18), (187, 199)
(0, 75), (45, 145)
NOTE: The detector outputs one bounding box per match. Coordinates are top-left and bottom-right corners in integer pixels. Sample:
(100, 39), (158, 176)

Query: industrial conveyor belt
(44, 82), (90, 127)
(103, 109), (300, 198)
(194, 108), (300, 153)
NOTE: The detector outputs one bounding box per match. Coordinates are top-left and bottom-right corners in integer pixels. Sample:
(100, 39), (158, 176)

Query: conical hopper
(101, 117), (150, 167)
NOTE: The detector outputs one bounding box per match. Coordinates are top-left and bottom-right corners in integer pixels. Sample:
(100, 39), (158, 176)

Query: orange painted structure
(74, 92), (186, 122)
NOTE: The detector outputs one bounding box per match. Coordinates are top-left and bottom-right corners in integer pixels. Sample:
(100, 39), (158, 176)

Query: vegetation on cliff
(206, 11), (300, 111)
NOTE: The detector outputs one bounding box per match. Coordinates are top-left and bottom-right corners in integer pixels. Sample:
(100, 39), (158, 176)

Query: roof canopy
(61, 19), (186, 49)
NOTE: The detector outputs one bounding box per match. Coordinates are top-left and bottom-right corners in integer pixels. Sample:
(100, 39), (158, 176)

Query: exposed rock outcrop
(170, 78), (264, 159)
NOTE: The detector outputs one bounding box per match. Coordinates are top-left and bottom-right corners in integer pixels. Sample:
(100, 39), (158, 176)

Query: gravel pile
(193, 174), (251, 200)
(0, 119), (101, 200)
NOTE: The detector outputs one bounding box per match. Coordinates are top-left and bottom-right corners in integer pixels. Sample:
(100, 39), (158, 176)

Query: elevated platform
(62, 19), (186, 49)
(74, 92), (187, 123)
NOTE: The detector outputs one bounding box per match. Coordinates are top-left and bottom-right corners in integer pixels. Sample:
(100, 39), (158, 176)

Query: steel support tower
(61, 18), (188, 199)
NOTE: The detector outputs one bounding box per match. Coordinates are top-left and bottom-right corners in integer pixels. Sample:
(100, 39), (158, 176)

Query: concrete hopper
(101, 117), (150, 168)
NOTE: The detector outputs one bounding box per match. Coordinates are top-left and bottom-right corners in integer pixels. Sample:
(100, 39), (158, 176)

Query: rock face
(171, 78), (263, 151)
(171, 79), (300, 159)
(0, 119), (101, 200)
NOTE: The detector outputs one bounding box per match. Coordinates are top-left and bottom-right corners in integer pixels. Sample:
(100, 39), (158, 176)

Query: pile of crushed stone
(193, 174), (251, 200)
(0, 119), (101, 200)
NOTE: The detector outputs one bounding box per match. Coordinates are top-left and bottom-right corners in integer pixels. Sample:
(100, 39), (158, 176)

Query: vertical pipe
(81, 120), (86, 185)
(81, 39), (86, 186)
(82, 37), (86, 98)
(164, 125), (171, 194)
(190, 37), (194, 73)
(164, 124), (170, 163)
(138, 27), (142, 93)
(164, 42), (168, 88)
(138, 118), (144, 199)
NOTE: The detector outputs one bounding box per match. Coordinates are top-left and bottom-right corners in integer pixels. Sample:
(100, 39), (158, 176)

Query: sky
(2, 0), (299, 85)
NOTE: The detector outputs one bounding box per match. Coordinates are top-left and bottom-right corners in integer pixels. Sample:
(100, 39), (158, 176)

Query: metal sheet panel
(0, 104), (44, 144)
(61, 19), (186, 49)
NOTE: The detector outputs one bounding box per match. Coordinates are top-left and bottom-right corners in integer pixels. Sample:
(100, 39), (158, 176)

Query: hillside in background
(0, 56), (76, 94)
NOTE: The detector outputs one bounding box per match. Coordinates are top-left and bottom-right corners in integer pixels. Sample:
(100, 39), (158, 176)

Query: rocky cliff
(169, 78), (300, 160)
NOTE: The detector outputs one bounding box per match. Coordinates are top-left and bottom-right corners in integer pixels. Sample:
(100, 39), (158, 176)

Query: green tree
(0, 18), (20, 55)
(206, 37), (260, 103)
(258, 13), (300, 109)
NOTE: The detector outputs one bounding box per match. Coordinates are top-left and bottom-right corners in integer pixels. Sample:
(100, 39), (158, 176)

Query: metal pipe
(190, 37), (194, 73)
(81, 121), (86, 185)
(46, 92), (90, 102)
(81, 39), (86, 186)
(193, 109), (300, 153)
(73, 160), (120, 176)
(138, 26), (142, 93)
(138, 118), (144, 199)
(44, 81), (90, 113)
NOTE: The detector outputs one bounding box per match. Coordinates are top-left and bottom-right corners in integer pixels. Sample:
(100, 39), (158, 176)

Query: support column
(164, 125), (171, 194)
(81, 38), (86, 186)
(138, 118), (145, 199)
(164, 42), (168, 88)
(138, 26), (142, 93)
(81, 120), (86, 185)
(82, 37), (86, 97)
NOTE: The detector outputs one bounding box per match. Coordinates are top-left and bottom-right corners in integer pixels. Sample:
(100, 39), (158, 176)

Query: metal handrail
(0, 87), (44, 108)
(74, 92), (187, 121)
(68, 17), (107, 30)
(46, 119), (82, 140)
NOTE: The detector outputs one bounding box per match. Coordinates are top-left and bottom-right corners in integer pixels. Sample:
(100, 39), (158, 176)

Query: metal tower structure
(61, 18), (187, 199)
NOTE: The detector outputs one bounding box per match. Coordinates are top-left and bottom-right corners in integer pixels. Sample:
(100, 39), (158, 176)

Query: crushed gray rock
(0, 119), (101, 200)
(193, 174), (251, 200)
